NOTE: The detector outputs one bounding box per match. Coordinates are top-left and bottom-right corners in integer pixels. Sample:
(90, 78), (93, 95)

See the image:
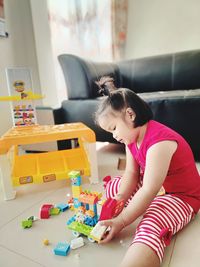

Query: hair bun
(95, 76), (116, 96)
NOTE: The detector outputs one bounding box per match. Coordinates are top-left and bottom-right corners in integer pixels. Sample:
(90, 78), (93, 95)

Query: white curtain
(48, 0), (128, 101)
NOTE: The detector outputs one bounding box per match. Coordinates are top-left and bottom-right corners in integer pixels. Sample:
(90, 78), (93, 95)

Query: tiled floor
(0, 143), (200, 267)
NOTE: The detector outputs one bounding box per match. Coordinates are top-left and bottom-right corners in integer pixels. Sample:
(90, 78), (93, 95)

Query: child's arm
(100, 140), (177, 243)
(115, 146), (140, 202)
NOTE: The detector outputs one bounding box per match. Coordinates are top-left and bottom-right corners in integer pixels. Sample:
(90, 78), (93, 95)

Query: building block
(72, 185), (82, 198)
(40, 204), (54, 219)
(50, 207), (60, 215)
(90, 221), (107, 242)
(69, 171), (82, 186)
(70, 237), (84, 249)
(99, 198), (124, 221)
(53, 242), (70, 256)
(21, 215), (37, 229)
(78, 192), (98, 204)
(21, 219), (33, 229)
(56, 203), (69, 212)
(68, 170), (80, 178)
(72, 176), (81, 186)
(67, 216), (76, 225)
(73, 198), (82, 208)
(68, 221), (93, 237)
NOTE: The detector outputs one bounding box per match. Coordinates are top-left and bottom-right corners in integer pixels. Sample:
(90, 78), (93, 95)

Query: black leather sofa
(52, 49), (200, 159)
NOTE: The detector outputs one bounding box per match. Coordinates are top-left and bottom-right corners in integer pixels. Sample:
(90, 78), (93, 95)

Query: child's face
(98, 108), (139, 145)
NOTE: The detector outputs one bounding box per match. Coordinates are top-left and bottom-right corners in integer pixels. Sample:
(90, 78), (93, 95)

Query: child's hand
(99, 215), (124, 244)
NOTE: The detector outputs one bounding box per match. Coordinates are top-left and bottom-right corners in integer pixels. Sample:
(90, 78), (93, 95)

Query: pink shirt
(128, 120), (200, 213)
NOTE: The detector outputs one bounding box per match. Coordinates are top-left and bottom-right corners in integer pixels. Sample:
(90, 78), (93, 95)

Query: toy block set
(66, 171), (101, 242)
(66, 171), (125, 243)
(20, 171), (125, 257)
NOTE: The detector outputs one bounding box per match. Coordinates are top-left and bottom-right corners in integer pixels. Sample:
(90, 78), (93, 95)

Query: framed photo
(0, 0), (7, 37)
(5, 67), (38, 126)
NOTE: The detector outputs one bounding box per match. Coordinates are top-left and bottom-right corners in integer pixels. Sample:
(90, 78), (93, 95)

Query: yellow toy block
(72, 186), (82, 198)
(90, 221), (107, 242)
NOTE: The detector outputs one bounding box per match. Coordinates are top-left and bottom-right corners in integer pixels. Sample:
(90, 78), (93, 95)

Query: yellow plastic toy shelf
(12, 144), (90, 186)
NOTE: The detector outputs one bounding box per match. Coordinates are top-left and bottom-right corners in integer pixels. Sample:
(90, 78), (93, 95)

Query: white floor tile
(0, 246), (43, 267)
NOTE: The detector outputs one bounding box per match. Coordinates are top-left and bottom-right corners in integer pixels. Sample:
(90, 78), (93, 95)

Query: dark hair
(95, 76), (153, 127)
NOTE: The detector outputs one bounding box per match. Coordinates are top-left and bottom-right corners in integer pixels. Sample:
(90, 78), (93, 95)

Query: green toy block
(68, 221), (93, 237)
(22, 219), (33, 229)
(68, 170), (80, 178)
(50, 207), (60, 215)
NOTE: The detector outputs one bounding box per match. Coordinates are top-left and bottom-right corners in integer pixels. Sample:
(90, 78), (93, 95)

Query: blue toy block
(93, 204), (97, 215)
(67, 215), (76, 225)
(73, 198), (82, 208)
(53, 242), (70, 256)
(71, 176), (81, 186)
(56, 203), (69, 212)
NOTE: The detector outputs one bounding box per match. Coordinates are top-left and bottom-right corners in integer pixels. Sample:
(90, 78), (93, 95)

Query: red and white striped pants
(105, 176), (194, 262)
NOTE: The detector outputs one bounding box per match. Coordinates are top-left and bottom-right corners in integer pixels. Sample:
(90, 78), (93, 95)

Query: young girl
(94, 76), (200, 267)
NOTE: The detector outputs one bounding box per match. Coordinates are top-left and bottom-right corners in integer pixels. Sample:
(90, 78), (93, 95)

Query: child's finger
(99, 229), (114, 244)
(100, 219), (113, 227)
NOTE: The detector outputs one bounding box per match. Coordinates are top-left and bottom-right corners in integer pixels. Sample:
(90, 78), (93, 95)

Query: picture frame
(5, 67), (38, 126)
(0, 0), (7, 37)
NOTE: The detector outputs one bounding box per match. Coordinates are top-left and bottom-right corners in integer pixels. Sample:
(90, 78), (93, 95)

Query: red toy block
(40, 204), (54, 219)
(99, 198), (124, 221)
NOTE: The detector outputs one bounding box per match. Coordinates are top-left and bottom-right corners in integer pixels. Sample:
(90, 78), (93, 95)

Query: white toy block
(70, 237), (84, 249)
(90, 221), (107, 242)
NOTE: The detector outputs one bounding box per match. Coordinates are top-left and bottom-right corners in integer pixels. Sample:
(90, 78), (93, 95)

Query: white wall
(125, 0), (200, 59)
(0, 0), (41, 136)
(30, 0), (59, 107)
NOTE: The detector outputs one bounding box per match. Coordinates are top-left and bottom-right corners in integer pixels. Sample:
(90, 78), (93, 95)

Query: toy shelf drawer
(12, 147), (90, 186)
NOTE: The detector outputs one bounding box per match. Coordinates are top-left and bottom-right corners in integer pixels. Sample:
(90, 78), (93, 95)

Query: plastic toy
(99, 198), (124, 221)
(56, 203), (69, 212)
(50, 207), (61, 215)
(40, 204), (54, 219)
(21, 215), (36, 229)
(0, 68), (98, 201)
(53, 242), (70, 256)
(89, 197), (125, 242)
(43, 239), (50, 246)
(67, 191), (101, 242)
(90, 221), (107, 242)
(21, 218), (33, 229)
(69, 170), (82, 208)
(67, 171), (102, 242)
(0, 122), (98, 200)
(70, 237), (84, 249)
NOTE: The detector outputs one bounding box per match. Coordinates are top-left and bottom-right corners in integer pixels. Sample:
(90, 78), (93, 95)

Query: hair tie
(95, 76), (116, 97)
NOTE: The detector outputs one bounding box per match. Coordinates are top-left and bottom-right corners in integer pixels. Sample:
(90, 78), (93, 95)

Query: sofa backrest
(118, 49), (200, 93)
(58, 49), (200, 99)
(58, 54), (121, 99)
